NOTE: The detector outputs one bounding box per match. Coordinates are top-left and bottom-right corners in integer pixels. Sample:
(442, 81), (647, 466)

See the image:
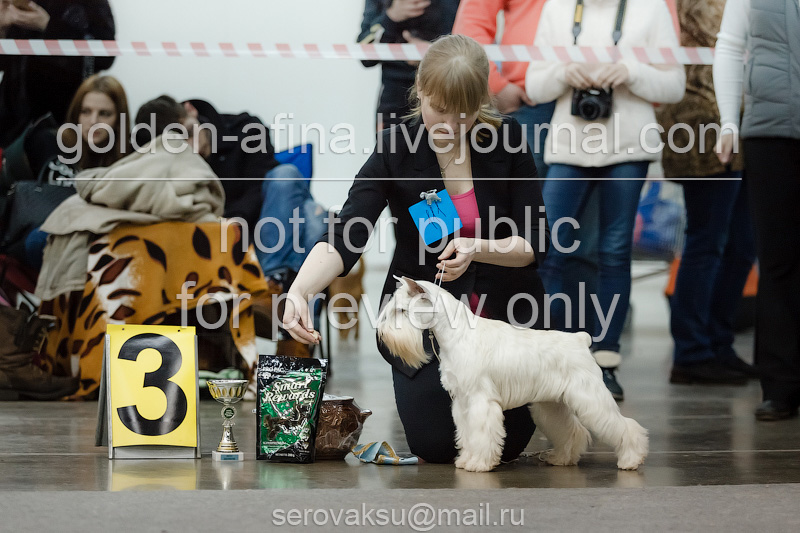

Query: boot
(0, 307), (79, 400)
(0, 352), (80, 400)
(593, 350), (624, 402)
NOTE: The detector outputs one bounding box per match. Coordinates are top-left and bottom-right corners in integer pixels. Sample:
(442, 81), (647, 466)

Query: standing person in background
(0, 0), (116, 147)
(714, 0), (800, 420)
(455, 0), (597, 344)
(359, 0), (460, 131)
(453, 0), (553, 178)
(526, 0), (685, 401)
(658, 0), (757, 386)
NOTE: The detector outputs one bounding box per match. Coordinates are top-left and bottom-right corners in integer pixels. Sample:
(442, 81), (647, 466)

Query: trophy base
(212, 450), (244, 462)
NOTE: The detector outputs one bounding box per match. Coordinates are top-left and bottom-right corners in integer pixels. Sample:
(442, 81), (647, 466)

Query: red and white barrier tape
(0, 40), (715, 65)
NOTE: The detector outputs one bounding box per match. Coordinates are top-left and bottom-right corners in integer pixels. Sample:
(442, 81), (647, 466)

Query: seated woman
(133, 95), (329, 356)
(0, 75), (129, 402)
(0, 74), (129, 270)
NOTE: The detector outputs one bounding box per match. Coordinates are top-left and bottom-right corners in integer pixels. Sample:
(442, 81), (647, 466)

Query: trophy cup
(207, 379), (248, 461)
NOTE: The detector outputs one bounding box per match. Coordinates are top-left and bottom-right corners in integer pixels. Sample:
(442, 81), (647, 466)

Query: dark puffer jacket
(0, 0), (116, 147)
(358, 0), (460, 121)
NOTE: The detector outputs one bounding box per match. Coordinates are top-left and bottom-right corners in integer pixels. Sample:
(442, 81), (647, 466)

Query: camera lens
(579, 97), (602, 121)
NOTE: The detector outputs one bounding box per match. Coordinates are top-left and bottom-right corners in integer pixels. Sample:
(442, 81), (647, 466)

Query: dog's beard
(377, 298), (432, 369)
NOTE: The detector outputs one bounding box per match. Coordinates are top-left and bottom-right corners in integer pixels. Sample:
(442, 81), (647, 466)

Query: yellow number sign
(107, 324), (198, 449)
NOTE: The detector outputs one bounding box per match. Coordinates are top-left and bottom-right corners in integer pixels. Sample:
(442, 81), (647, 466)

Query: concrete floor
(1, 265), (798, 531)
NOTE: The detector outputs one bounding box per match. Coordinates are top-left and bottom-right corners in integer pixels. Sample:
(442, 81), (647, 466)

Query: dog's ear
(400, 277), (428, 297)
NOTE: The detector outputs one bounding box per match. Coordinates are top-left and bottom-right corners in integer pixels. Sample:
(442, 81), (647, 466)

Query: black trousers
(392, 361), (536, 464)
(743, 138), (800, 405)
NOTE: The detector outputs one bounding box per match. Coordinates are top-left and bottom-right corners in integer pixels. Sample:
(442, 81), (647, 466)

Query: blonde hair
(61, 75), (130, 170)
(407, 34), (502, 131)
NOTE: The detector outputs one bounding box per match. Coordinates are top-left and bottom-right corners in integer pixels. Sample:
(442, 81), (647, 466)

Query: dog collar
(422, 328), (440, 362)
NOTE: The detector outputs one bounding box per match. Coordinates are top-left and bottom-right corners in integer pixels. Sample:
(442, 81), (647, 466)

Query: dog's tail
(576, 331), (592, 347)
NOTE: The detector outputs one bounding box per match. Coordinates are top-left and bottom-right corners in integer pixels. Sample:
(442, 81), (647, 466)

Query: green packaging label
(256, 355), (327, 463)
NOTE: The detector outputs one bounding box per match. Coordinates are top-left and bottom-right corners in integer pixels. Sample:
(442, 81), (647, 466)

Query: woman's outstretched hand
(282, 291), (320, 345)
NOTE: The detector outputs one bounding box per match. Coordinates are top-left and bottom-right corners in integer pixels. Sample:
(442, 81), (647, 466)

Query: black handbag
(0, 157), (76, 256)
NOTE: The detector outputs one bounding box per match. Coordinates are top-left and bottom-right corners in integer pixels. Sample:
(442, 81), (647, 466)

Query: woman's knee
(404, 408), (535, 464)
(500, 406), (536, 462)
(407, 437), (457, 464)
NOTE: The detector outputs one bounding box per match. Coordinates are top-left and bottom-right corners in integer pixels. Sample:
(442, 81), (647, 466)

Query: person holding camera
(525, 0), (685, 400)
(358, 0), (460, 131)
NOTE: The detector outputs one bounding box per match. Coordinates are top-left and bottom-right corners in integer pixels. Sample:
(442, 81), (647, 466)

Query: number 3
(116, 333), (188, 436)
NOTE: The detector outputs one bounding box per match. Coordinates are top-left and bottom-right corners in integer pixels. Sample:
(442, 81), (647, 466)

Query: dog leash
(423, 263), (446, 362)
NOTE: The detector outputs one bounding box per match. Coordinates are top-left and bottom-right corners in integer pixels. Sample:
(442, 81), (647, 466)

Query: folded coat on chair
(35, 135), (225, 300)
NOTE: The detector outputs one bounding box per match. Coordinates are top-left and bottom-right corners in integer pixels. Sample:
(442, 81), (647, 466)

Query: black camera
(571, 88), (614, 121)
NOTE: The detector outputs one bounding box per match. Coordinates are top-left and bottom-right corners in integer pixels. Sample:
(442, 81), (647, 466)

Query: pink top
(449, 188), (488, 317)
(451, 188), (479, 239)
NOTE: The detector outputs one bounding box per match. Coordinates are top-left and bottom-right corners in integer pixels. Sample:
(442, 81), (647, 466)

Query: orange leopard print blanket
(39, 221), (277, 399)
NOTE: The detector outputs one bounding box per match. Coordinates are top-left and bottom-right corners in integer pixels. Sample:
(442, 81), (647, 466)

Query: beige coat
(36, 136), (225, 300)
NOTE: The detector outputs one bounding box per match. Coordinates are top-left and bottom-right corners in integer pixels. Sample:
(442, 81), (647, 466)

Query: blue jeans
(670, 172), (756, 365)
(509, 101), (556, 180)
(559, 188), (600, 335)
(538, 162), (648, 352)
(511, 102), (600, 331)
(256, 164), (326, 277)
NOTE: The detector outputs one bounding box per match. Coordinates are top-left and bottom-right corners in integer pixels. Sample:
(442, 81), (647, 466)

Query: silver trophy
(207, 379), (248, 461)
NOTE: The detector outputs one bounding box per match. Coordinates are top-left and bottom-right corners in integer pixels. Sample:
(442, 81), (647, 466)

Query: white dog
(377, 277), (648, 473)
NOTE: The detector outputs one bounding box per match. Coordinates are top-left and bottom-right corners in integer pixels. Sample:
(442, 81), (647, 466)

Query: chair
(274, 142), (314, 181)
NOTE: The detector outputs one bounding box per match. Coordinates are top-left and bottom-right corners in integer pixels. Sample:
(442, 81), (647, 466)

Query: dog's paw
(616, 455), (646, 470)
(463, 456), (498, 473)
(454, 454), (470, 470)
(537, 449), (579, 466)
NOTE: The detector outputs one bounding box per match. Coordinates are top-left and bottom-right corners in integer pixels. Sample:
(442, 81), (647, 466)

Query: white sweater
(526, 0), (686, 167)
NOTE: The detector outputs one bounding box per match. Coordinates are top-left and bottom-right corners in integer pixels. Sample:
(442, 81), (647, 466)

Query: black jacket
(186, 99), (279, 229)
(358, 0), (460, 118)
(0, 0), (116, 148)
(323, 117), (550, 377)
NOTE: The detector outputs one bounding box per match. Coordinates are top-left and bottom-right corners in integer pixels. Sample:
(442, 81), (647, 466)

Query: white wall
(106, 0), (393, 264)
